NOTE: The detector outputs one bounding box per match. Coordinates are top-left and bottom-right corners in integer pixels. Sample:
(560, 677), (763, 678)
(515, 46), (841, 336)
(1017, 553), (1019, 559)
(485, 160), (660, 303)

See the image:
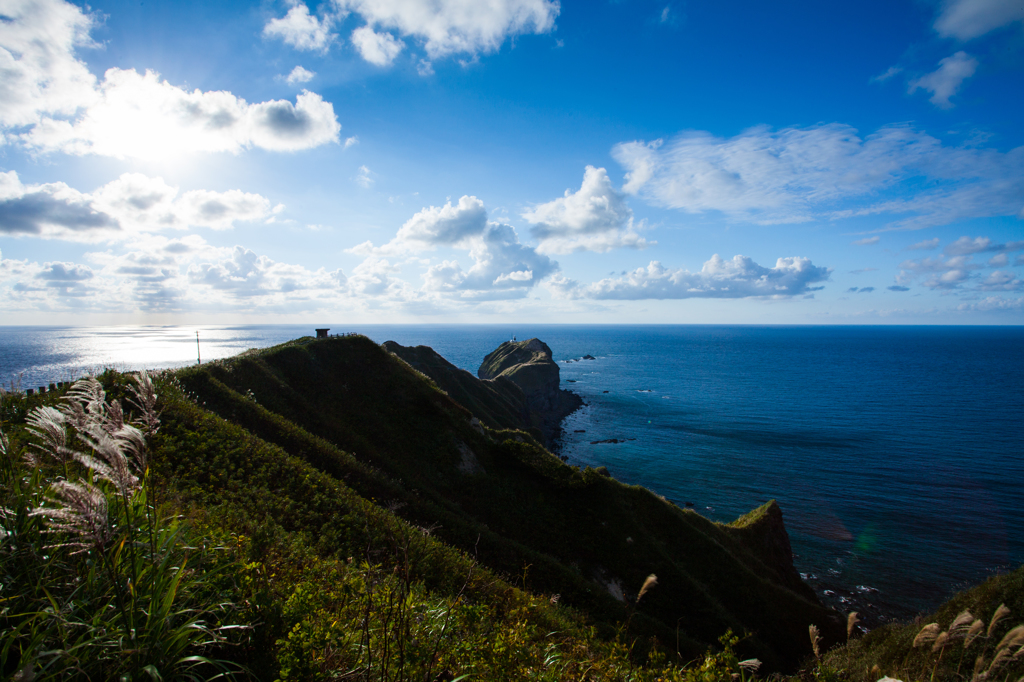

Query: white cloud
(263, 2), (336, 52)
(853, 236), (880, 245)
(344, 135), (359, 148)
(355, 165), (375, 188)
(909, 238), (941, 250)
(909, 51), (978, 108)
(988, 253), (1008, 267)
(3, 233), (356, 313)
(574, 255), (831, 300)
(417, 59), (435, 76)
(897, 235), (1024, 290)
(943, 235), (1024, 255)
(870, 66), (902, 83)
(333, 0), (559, 59)
(8, 259), (97, 299)
(21, 69), (341, 159)
(958, 296), (1024, 312)
(0, 2), (341, 160)
(897, 254), (977, 290)
(90, 173), (179, 230)
(176, 190), (273, 230)
(351, 26), (405, 66)
(613, 123), (1024, 230)
(0, 171), (276, 241)
(185, 245), (347, 302)
(934, 0), (1024, 40)
(422, 222), (557, 295)
(348, 256), (404, 296)
(523, 166), (650, 254)
(352, 194), (558, 298)
(0, 0), (98, 128)
(978, 270), (1024, 291)
(0, 174), (120, 241)
(285, 65), (316, 84)
(372, 195), (489, 253)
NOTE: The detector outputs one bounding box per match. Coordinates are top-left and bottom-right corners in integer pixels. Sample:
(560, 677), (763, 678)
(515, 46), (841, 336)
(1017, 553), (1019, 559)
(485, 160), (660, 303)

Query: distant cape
(383, 337), (582, 448)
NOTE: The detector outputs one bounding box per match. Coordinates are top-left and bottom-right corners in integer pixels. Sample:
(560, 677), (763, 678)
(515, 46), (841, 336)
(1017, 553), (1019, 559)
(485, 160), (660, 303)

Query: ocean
(2, 323), (1022, 626)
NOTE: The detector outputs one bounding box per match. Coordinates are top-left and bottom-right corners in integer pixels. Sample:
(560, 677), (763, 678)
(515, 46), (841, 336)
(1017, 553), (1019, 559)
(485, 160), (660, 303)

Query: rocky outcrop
(382, 341), (529, 435)
(725, 500), (817, 601)
(383, 338), (582, 448)
(477, 338), (583, 446)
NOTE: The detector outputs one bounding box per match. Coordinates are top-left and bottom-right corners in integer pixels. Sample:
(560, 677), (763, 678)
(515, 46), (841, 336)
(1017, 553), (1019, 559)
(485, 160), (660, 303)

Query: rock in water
(478, 338), (583, 445)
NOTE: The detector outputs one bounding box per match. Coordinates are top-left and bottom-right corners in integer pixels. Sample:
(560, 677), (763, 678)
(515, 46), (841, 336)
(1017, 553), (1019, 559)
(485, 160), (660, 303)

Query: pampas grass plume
(30, 480), (113, 554)
(949, 610), (975, 639)
(637, 574), (658, 602)
(995, 625), (1024, 653)
(966, 619), (985, 648)
(988, 646), (1014, 674)
(914, 623), (941, 648)
(988, 604), (1011, 638)
(809, 624), (822, 659)
(847, 611), (860, 640)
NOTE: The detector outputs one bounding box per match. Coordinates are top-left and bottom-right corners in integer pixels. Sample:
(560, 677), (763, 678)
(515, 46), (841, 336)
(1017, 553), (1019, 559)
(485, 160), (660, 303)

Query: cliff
(383, 338), (581, 448)
(381, 340), (531, 436)
(476, 338), (583, 446)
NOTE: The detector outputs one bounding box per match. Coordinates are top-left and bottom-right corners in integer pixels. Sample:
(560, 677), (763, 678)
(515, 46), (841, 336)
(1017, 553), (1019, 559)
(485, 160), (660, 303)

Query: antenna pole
(196, 331), (201, 365)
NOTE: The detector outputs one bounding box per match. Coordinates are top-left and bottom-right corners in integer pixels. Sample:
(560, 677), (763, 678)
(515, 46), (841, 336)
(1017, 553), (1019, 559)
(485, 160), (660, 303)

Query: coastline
(3, 323), (1022, 625)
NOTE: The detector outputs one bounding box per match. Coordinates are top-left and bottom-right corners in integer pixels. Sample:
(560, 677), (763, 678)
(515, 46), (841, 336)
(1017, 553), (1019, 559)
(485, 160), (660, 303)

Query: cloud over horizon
(0, 172), (278, 241)
(897, 235), (1024, 291)
(613, 123), (1024, 231)
(551, 254), (831, 300)
(524, 166), (650, 254)
(349, 195), (558, 298)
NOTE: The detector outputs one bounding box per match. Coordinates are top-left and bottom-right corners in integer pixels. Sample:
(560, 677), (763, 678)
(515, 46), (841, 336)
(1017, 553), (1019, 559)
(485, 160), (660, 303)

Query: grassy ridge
(169, 334), (842, 669)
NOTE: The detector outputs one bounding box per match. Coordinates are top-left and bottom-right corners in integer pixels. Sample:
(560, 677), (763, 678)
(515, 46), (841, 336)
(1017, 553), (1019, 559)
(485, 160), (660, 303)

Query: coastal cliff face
(381, 340), (531, 436)
(384, 337), (582, 448)
(726, 500), (817, 601)
(476, 338), (583, 445)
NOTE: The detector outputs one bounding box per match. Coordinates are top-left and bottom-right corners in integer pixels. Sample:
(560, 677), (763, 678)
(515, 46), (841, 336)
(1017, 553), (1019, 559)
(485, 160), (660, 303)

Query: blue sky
(1, 0), (1022, 324)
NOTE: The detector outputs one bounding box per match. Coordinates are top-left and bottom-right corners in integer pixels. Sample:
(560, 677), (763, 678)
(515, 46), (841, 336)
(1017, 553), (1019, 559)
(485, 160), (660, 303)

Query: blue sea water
(2, 324), (1022, 626)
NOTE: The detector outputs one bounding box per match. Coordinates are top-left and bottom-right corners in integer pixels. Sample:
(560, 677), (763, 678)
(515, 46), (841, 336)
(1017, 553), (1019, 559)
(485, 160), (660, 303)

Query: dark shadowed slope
(171, 334), (843, 669)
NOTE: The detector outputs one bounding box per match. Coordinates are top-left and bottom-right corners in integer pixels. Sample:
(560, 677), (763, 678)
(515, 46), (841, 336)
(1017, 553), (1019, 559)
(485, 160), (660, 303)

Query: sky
(0, 0), (1022, 325)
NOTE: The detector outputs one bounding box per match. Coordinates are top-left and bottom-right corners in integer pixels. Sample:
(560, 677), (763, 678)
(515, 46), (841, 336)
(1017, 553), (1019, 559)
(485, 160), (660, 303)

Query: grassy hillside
(166, 334), (841, 669)
(2, 333), (885, 679)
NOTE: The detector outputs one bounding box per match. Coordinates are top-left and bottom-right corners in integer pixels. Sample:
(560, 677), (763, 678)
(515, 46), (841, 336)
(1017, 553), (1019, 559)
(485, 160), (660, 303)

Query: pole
(196, 331), (201, 365)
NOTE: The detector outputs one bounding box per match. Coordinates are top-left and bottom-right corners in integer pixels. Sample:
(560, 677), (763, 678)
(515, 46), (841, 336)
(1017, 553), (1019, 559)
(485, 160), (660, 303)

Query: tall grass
(814, 593), (1024, 682)
(0, 372), (246, 680)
